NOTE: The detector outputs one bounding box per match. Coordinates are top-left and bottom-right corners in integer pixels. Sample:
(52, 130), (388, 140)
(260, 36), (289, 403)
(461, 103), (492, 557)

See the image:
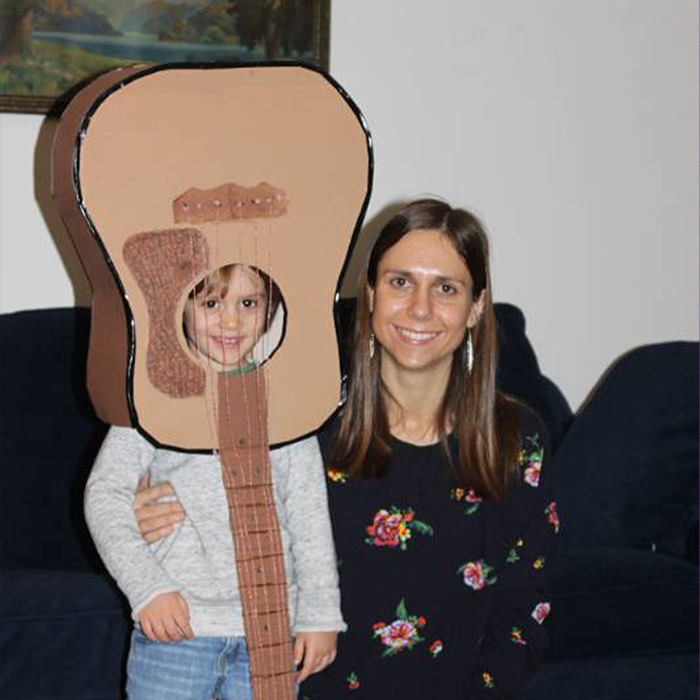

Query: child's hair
(189, 264), (282, 330)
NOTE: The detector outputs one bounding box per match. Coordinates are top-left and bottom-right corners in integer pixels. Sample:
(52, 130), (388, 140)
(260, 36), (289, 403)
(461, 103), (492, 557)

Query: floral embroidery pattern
(521, 435), (544, 487)
(457, 560), (498, 590)
(533, 557), (546, 570)
(429, 640), (443, 657)
(326, 468), (348, 483)
(450, 487), (483, 515)
(532, 602), (551, 624)
(365, 507), (433, 550)
(510, 627), (527, 645)
(545, 501), (560, 533)
(483, 672), (495, 688)
(346, 672), (359, 690)
(373, 599), (426, 656)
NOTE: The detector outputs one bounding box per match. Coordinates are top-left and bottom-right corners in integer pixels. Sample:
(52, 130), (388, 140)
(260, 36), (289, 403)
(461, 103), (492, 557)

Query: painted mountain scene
(0, 0), (325, 108)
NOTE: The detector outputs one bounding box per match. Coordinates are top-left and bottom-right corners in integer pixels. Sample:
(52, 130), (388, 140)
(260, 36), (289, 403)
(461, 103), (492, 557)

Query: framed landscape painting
(0, 0), (330, 114)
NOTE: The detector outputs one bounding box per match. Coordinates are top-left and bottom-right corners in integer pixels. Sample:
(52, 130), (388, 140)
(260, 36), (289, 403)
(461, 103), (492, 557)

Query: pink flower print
(510, 627), (527, 645)
(465, 488), (483, 514)
(450, 486), (483, 515)
(532, 602), (551, 624)
(346, 672), (359, 690)
(524, 462), (541, 487)
(365, 507), (432, 550)
(372, 600), (426, 657)
(545, 501), (560, 533)
(522, 435), (544, 488)
(429, 639), (443, 657)
(366, 509), (403, 548)
(457, 560), (497, 590)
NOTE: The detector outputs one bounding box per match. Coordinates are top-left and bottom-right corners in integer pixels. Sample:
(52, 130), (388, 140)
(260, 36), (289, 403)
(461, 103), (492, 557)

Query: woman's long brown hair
(333, 199), (521, 499)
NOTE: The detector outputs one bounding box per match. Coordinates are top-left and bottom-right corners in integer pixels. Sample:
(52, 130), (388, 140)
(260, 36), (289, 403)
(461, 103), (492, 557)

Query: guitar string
(213, 219), (253, 685)
(264, 221), (294, 695)
(188, 226), (218, 459)
(261, 218), (292, 698)
(253, 220), (285, 698)
(210, 217), (269, 693)
(228, 219), (274, 696)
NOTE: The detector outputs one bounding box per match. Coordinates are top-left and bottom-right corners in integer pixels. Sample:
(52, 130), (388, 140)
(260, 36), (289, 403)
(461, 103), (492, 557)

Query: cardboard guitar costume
(51, 63), (372, 700)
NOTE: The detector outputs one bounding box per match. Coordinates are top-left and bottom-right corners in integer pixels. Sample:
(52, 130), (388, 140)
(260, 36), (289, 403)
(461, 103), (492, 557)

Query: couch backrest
(0, 308), (108, 571)
(555, 342), (699, 559)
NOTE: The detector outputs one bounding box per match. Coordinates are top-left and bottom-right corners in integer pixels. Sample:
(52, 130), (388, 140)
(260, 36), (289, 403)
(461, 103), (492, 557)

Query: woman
(135, 199), (557, 699)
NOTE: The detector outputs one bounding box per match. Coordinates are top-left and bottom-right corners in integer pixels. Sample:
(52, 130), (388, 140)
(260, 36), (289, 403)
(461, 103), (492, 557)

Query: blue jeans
(126, 630), (253, 700)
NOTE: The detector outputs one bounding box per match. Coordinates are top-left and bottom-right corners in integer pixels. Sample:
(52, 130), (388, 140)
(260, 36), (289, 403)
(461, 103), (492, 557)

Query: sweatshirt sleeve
(467, 410), (558, 699)
(84, 426), (180, 617)
(279, 435), (347, 633)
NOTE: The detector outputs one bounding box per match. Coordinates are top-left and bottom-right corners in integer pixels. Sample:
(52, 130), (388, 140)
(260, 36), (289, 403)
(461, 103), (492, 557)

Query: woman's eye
(439, 283), (456, 295)
(389, 277), (408, 289)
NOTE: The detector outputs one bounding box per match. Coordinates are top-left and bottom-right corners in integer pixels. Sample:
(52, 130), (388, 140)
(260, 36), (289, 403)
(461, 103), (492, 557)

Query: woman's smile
(392, 324), (443, 345)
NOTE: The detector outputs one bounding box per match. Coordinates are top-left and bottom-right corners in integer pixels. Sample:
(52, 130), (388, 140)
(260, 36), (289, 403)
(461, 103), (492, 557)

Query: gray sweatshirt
(85, 426), (346, 637)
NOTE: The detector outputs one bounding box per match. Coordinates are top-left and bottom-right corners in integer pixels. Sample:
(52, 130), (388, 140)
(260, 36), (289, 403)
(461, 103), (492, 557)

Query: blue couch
(0, 306), (696, 699)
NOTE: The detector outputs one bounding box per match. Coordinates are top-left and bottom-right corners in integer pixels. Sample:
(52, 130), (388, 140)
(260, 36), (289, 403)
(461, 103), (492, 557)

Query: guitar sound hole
(182, 263), (287, 373)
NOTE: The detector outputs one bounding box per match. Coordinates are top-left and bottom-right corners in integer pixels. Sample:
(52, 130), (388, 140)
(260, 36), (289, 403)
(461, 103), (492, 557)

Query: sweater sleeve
(84, 426), (180, 617)
(279, 435), (347, 634)
(467, 410), (558, 699)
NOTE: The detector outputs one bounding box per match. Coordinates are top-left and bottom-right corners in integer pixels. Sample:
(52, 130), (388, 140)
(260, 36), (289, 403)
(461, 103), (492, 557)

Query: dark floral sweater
(301, 406), (558, 700)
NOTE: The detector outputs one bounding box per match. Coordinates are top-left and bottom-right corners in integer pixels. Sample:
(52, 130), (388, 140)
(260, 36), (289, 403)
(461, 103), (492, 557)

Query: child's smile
(184, 265), (269, 370)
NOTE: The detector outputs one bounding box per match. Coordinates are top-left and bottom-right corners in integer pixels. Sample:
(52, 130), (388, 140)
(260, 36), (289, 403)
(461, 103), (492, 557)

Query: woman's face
(183, 265), (268, 369)
(368, 229), (483, 376)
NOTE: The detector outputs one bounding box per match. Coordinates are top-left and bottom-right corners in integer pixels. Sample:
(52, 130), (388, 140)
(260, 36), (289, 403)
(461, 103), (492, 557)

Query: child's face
(184, 265), (268, 369)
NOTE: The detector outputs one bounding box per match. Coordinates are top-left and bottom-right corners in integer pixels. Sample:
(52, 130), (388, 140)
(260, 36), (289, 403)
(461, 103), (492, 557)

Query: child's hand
(293, 631), (337, 683)
(138, 592), (194, 643)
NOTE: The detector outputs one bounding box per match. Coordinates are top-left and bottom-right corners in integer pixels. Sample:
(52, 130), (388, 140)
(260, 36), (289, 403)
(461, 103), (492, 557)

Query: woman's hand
(134, 477), (185, 544)
(294, 631), (338, 683)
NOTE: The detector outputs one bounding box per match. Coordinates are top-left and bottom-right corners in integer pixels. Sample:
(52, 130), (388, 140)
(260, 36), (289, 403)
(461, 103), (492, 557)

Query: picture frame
(0, 0), (330, 114)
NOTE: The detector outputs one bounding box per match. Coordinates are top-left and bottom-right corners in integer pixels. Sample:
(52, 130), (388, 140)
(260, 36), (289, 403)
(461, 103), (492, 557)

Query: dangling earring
(466, 330), (474, 375)
(369, 332), (376, 359)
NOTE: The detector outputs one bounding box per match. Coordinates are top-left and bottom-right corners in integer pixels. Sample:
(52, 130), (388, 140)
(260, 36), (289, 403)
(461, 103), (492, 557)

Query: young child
(85, 264), (344, 700)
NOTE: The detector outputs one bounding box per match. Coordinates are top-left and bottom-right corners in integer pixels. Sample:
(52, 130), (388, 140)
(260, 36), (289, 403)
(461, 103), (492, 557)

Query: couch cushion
(547, 547), (698, 661)
(554, 342), (699, 557)
(0, 570), (129, 700)
(520, 652), (699, 700)
(0, 308), (108, 571)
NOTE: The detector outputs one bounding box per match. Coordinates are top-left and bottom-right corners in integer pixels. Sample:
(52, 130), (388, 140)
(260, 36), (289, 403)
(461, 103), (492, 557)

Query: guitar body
(52, 63), (372, 450)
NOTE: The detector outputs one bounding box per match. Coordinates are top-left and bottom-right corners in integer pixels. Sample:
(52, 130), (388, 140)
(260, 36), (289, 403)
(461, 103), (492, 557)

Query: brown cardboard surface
(57, 64), (370, 449)
(51, 64), (151, 426)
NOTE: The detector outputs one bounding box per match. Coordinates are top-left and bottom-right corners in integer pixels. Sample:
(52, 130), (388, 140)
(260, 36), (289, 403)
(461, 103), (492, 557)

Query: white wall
(1, 0), (697, 410)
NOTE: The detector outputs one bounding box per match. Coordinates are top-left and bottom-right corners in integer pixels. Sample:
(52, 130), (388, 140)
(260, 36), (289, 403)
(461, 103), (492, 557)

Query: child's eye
(241, 298), (258, 309)
(203, 298), (219, 310)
